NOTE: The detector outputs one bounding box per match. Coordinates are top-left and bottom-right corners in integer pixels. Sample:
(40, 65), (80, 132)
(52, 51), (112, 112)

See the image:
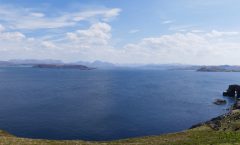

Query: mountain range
(1, 59), (240, 72)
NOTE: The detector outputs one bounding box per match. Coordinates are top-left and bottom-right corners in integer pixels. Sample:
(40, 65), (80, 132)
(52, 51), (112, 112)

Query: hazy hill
(0, 61), (13, 66)
(197, 65), (240, 72)
(74, 60), (116, 69)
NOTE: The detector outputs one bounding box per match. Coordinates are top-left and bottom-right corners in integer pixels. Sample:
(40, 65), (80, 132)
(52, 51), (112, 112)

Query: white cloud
(162, 20), (174, 24)
(129, 29), (140, 34)
(1, 25), (240, 65)
(66, 22), (111, 46)
(30, 12), (45, 17)
(0, 31), (25, 41)
(178, 29), (187, 32)
(206, 30), (239, 37)
(1, 11), (240, 65)
(0, 5), (121, 30)
(71, 8), (121, 22)
(0, 24), (5, 32)
(102, 8), (121, 21)
(169, 25), (194, 31)
(1, 5), (240, 65)
(42, 41), (56, 48)
(191, 29), (204, 33)
(120, 31), (240, 64)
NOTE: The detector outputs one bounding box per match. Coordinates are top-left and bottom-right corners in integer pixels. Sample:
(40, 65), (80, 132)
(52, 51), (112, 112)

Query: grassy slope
(1, 110), (240, 145)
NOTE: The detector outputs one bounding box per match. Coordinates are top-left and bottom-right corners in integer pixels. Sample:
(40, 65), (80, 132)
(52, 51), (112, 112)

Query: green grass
(1, 110), (240, 145)
(1, 126), (240, 145)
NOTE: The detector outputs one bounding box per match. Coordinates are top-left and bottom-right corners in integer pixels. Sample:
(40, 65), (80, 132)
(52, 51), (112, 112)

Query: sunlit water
(0, 67), (237, 140)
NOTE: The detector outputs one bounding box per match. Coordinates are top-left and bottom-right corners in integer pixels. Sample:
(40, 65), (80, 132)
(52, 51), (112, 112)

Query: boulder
(213, 99), (227, 105)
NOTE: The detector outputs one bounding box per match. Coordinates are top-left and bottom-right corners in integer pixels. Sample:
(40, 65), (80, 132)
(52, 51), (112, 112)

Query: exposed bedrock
(223, 84), (240, 98)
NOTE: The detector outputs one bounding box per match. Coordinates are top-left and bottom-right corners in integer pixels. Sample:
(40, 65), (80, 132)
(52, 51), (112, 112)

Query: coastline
(0, 83), (238, 144)
(1, 102), (240, 144)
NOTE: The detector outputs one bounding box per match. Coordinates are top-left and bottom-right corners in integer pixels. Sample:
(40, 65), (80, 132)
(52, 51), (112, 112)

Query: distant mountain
(74, 60), (116, 69)
(3, 59), (240, 72)
(0, 59), (200, 70)
(197, 65), (240, 72)
(76, 62), (202, 70)
(168, 65), (203, 71)
(91, 60), (115, 68)
(1, 59), (114, 69)
(133, 64), (201, 70)
(0, 61), (13, 66)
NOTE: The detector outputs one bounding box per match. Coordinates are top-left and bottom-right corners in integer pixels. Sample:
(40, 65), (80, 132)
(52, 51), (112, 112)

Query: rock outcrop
(213, 99), (227, 105)
(223, 84), (240, 98)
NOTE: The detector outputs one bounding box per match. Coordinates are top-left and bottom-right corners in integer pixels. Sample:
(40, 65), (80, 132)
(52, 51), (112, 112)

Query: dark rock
(208, 122), (220, 130)
(213, 99), (227, 105)
(223, 84), (240, 98)
(223, 91), (228, 96)
(233, 101), (240, 109)
(190, 114), (225, 129)
(189, 123), (204, 129)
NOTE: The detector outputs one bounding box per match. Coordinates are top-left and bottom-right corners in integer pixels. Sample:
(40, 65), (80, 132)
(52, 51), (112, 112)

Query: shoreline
(0, 83), (239, 144)
(190, 99), (236, 130)
(0, 102), (240, 144)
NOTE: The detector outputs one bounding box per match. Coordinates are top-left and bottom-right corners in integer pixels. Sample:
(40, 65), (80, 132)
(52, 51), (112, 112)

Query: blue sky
(0, 0), (240, 64)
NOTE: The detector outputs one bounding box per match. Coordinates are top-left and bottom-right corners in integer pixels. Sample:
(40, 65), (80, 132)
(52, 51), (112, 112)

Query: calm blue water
(0, 67), (237, 141)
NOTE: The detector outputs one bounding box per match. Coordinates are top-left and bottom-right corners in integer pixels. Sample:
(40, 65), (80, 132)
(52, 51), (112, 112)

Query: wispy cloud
(162, 20), (174, 24)
(0, 24), (5, 32)
(66, 22), (112, 46)
(129, 29), (140, 34)
(0, 5), (121, 30)
(30, 12), (45, 18)
(191, 29), (204, 33)
(206, 30), (239, 37)
(168, 25), (195, 31)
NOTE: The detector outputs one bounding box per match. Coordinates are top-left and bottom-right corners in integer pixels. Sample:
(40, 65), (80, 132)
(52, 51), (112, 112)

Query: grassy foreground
(1, 110), (240, 145)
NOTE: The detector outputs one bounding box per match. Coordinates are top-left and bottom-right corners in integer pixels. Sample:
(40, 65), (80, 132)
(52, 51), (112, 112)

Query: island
(197, 65), (240, 72)
(33, 64), (95, 70)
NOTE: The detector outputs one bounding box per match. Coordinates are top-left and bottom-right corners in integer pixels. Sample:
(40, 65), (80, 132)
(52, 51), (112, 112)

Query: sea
(0, 67), (237, 141)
